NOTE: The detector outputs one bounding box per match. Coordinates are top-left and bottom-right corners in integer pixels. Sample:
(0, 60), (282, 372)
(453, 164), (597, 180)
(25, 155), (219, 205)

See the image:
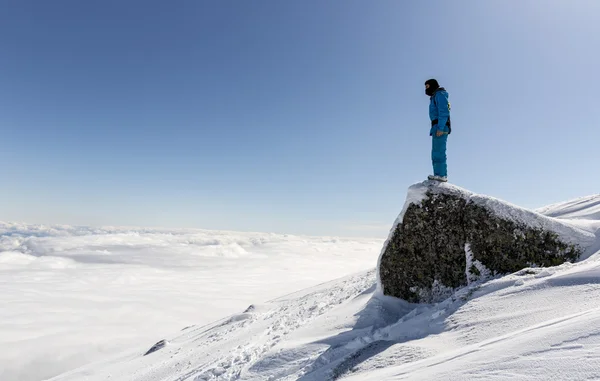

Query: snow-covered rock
(378, 181), (596, 303)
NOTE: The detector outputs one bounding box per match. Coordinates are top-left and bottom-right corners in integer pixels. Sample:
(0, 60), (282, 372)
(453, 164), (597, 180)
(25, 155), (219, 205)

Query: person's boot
(428, 175), (448, 182)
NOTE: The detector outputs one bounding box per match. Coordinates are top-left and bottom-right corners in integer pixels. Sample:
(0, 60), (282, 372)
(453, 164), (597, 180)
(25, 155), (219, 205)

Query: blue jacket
(429, 88), (450, 136)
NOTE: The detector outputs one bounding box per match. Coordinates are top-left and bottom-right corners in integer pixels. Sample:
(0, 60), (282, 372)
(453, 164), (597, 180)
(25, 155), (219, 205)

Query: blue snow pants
(431, 134), (448, 177)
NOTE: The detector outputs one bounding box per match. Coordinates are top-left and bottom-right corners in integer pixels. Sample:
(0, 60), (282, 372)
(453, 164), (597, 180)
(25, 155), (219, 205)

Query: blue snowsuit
(429, 88), (450, 177)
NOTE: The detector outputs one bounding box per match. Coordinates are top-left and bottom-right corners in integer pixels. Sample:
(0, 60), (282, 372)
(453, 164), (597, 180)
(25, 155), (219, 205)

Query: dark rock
(144, 339), (168, 356)
(378, 182), (588, 303)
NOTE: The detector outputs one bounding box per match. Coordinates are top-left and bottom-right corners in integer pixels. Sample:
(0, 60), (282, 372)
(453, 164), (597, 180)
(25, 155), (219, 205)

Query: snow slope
(537, 194), (600, 220)
(49, 192), (600, 381)
(0, 223), (382, 381)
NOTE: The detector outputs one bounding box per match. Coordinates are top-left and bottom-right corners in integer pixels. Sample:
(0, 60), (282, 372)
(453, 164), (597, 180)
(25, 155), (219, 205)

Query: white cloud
(0, 221), (383, 381)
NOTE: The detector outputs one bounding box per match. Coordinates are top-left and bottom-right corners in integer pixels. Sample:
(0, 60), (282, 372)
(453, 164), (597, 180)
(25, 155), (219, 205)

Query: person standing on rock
(425, 79), (451, 182)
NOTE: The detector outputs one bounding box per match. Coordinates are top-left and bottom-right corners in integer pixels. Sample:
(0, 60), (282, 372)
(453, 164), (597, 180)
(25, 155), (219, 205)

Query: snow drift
(378, 181), (596, 302)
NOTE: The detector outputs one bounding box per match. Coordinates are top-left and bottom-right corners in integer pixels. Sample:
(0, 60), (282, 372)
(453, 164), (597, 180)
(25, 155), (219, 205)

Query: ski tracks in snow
(164, 271), (377, 381)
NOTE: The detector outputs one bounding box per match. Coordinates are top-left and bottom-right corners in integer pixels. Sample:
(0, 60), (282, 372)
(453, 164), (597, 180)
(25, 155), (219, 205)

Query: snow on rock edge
(377, 181), (595, 303)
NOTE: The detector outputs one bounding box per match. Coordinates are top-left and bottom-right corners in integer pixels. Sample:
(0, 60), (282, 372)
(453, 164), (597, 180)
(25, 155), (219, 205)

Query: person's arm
(435, 91), (450, 134)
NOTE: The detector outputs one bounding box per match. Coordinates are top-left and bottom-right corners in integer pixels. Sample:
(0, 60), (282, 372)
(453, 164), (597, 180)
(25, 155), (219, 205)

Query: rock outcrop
(377, 182), (595, 303)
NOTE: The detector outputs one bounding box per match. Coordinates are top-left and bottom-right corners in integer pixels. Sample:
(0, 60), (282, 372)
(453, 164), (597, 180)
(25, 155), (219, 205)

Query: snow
(50, 249), (600, 381)
(346, 259), (600, 381)
(41, 189), (600, 381)
(536, 194), (600, 260)
(0, 222), (382, 381)
(464, 243), (491, 284)
(432, 182), (596, 248)
(536, 194), (600, 220)
(5, 189), (600, 381)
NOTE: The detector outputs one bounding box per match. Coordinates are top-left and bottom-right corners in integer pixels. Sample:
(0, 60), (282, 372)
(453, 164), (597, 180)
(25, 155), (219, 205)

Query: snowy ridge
(536, 194), (600, 221)
(47, 188), (600, 381)
(51, 248), (600, 381)
(51, 270), (381, 381)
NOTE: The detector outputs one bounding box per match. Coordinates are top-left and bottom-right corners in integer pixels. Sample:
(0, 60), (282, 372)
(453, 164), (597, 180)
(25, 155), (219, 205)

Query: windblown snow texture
(378, 181), (595, 302)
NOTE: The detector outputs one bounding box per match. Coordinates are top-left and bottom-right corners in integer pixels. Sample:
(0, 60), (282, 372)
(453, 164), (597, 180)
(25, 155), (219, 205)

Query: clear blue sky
(1, 0), (599, 237)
